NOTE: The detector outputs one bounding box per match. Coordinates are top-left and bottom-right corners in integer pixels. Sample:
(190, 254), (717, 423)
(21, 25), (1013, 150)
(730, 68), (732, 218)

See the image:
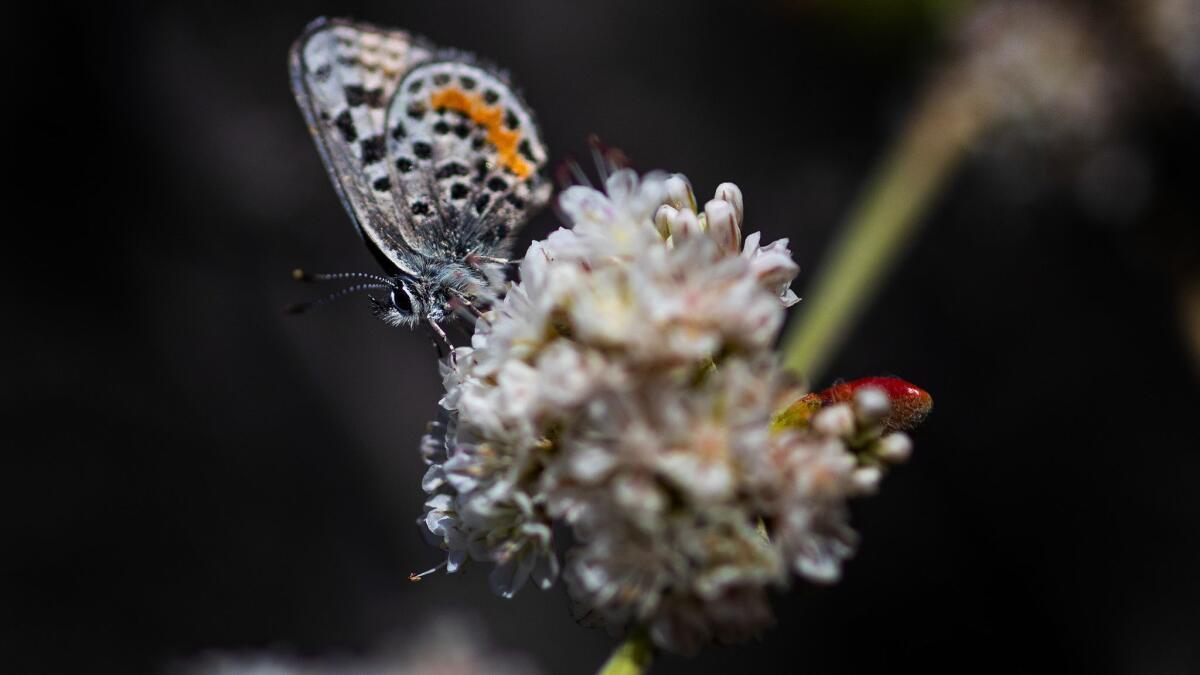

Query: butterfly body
(289, 18), (550, 330)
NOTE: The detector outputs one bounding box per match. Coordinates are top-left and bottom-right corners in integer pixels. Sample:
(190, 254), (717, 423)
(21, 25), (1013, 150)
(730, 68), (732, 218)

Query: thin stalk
(781, 72), (989, 380)
(597, 629), (654, 675)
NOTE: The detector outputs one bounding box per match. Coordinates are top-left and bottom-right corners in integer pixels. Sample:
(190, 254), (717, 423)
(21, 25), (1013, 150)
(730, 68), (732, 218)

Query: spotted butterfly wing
(290, 18), (549, 279)
(385, 61), (551, 261)
(289, 18), (434, 274)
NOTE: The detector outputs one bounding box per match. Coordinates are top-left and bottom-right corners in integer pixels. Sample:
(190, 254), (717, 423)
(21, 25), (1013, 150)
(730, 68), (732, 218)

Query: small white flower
(742, 232), (802, 307)
(421, 493), (469, 572)
(853, 386), (892, 426)
(876, 432), (914, 463)
(812, 404), (856, 437)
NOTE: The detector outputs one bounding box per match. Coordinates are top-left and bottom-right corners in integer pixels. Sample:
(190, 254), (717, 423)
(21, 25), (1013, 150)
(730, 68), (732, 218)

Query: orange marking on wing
(429, 87), (533, 178)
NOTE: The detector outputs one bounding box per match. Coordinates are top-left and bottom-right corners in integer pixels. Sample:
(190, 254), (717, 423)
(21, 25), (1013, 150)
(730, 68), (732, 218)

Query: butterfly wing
(384, 60), (551, 261)
(289, 18), (434, 274)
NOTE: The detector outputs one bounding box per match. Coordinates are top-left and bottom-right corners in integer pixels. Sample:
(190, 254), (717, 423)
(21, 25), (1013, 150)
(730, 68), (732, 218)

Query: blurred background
(6, 0), (1199, 673)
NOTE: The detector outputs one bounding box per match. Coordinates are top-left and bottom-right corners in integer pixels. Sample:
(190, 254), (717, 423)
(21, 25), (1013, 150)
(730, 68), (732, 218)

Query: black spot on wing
(474, 194), (490, 214)
(411, 201), (430, 216)
(487, 176), (508, 192)
(483, 89), (499, 104)
(505, 193), (526, 210)
(436, 163), (469, 179)
(360, 136), (386, 165)
(391, 122), (406, 140)
(518, 139), (536, 162)
(480, 223), (509, 245)
(450, 183), (470, 199)
(334, 110), (357, 143)
(460, 76), (476, 90)
(340, 83), (383, 108)
(433, 72), (450, 85)
(504, 109), (519, 130)
(396, 157), (414, 173)
(372, 176), (391, 191)
(412, 141), (432, 159)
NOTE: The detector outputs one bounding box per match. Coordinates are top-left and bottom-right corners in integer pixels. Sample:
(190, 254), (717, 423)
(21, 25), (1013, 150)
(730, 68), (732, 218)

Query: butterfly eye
(391, 287), (415, 314)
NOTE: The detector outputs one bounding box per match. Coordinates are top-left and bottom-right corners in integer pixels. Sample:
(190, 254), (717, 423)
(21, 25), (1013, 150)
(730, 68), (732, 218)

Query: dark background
(7, 1), (1199, 673)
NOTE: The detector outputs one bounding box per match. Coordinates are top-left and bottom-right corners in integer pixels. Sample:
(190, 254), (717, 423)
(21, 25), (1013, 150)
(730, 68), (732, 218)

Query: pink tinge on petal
(704, 199), (741, 254)
(558, 185), (616, 225)
(668, 208), (701, 242)
(752, 253), (800, 288)
(604, 168), (640, 206)
(714, 182), (744, 226)
(741, 230), (762, 254)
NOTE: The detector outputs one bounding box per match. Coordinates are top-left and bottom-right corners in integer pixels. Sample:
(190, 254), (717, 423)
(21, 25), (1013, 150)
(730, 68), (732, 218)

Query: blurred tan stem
(597, 629), (653, 675)
(781, 72), (988, 380)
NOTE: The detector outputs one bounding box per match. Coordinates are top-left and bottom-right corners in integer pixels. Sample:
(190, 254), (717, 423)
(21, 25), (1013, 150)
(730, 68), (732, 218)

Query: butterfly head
(373, 261), (488, 329)
(374, 275), (443, 328)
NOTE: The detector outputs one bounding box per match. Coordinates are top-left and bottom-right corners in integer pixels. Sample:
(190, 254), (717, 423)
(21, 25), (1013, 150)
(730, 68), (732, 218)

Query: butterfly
(288, 17), (551, 353)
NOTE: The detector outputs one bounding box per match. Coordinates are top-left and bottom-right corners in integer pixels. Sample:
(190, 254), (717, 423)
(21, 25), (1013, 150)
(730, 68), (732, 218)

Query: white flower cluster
(419, 169), (913, 653)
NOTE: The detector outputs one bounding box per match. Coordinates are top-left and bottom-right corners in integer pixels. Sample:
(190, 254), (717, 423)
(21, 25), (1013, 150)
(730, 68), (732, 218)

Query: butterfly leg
(449, 294), (485, 322)
(427, 318), (458, 369)
(468, 254), (516, 266)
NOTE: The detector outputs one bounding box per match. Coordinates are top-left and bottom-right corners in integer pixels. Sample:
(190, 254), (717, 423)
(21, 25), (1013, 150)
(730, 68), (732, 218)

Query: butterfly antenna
(292, 268), (395, 286)
(287, 283), (393, 315)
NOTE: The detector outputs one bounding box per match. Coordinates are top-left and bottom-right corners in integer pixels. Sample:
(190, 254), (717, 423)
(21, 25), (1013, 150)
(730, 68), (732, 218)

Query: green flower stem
(781, 73), (989, 380)
(598, 629), (654, 675)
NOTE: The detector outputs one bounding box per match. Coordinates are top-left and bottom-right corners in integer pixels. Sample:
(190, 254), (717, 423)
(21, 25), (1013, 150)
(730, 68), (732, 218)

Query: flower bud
(875, 433), (913, 463)
(654, 204), (677, 239)
(704, 198), (741, 254)
(853, 386), (890, 426)
(713, 182), (744, 227)
(664, 173), (697, 211)
(852, 466), (882, 492)
(813, 404), (855, 436)
(668, 206), (701, 242)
